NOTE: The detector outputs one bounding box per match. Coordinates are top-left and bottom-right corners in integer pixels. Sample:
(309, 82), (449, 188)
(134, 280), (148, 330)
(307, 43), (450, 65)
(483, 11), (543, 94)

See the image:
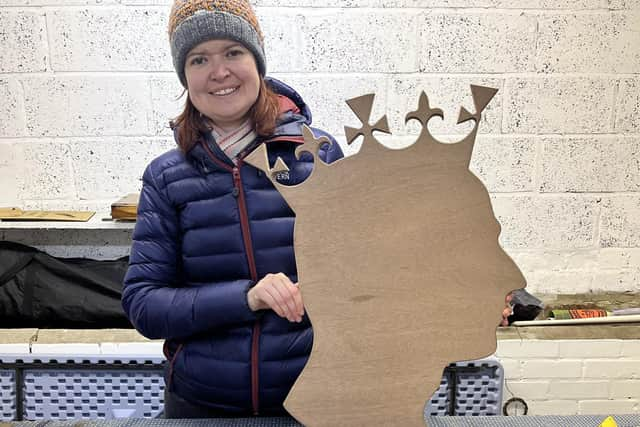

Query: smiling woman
(168, 1), (282, 154)
(120, 0), (343, 419)
(184, 40), (261, 133)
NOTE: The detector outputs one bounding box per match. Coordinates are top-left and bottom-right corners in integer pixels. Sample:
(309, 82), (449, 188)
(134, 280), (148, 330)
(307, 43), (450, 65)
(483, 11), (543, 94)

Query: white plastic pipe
(512, 314), (640, 326)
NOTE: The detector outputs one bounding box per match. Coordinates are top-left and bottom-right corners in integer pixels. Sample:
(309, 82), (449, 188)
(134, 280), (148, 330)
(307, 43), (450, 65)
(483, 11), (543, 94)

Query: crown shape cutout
(245, 85), (524, 427)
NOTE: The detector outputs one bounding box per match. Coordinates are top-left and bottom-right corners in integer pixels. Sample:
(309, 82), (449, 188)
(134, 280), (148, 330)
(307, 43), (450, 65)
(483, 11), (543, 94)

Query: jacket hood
(266, 76), (312, 128)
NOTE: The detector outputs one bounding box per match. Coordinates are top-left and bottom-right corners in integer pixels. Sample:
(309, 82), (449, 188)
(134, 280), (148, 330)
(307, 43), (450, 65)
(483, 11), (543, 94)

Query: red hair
(170, 78), (281, 153)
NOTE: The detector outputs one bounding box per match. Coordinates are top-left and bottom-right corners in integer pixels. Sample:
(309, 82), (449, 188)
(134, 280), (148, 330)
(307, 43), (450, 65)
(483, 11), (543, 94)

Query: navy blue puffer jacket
(122, 78), (343, 414)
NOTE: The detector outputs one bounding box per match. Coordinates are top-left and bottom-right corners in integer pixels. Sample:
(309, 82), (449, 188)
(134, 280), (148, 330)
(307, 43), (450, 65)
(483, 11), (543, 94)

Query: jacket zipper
(232, 161), (259, 281)
(166, 343), (184, 391)
(233, 160), (261, 415)
(200, 142), (261, 415)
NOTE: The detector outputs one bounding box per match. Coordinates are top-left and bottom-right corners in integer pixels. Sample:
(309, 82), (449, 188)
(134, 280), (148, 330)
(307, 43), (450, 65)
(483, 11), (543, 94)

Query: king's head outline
(246, 85), (525, 427)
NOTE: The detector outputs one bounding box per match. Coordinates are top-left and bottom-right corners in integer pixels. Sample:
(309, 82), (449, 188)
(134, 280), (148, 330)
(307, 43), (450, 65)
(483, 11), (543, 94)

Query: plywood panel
(246, 85), (526, 427)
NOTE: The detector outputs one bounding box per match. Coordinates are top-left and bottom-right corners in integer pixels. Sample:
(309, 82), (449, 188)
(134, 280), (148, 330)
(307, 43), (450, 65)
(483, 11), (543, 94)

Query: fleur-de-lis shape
(405, 91), (444, 132)
(295, 126), (333, 163)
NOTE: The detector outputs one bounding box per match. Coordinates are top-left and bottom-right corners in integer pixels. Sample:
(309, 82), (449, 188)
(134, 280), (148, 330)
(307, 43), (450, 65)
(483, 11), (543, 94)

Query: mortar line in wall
(0, 4), (170, 10)
(276, 72), (634, 78)
(2, 133), (636, 143)
(593, 196), (604, 251)
(0, 134), (172, 141)
(383, 74), (389, 119)
(485, 133), (640, 138)
(500, 78), (509, 136)
(3, 71), (636, 79)
(413, 9), (422, 75)
(611, 79), (621, 132)
(309, 133), (639, 139)
(1, 4), (631, 11)
(258, 7), (635, 15)
(146, 76), (154, 136)
(17, 79), (28, 137)
(534, 192), (640, 197)
(474, 134), (640, 140)
(41, 7), (53, 73)
(66, 140), (80, 201)
(191, 6), (640, 14)
(1, 71), (167, 78)
(488, 192), (640, 199)
(486, 132), (638, 139)
(294, 11), (303, 71)
(533, 15), (540, 74)
(497, 79), (506, 135)
(532, 130), (542, 194)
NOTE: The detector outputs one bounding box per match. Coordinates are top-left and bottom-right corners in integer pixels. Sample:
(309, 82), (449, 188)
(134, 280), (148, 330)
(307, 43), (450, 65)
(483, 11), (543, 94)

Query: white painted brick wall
(539, 136), (640, 193)
(0, 79), (26, 137)
(419, 13), (537, 73)
(0, 10), (48, 73)
(536, 12), (640, 73)
(0, 142), (23, 205)
(497, 339), (640, 415)
(521, 360), (583, 378)
(616, 78), (640, 133)
(1, 3), (639, 295)
(23, 76), (151, 136)
(47, 8), (172, 72)
(503, 77), (616, 134)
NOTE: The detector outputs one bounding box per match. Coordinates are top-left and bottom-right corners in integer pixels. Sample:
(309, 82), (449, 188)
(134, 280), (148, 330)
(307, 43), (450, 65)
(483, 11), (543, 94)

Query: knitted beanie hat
(168, 0), (266, 87)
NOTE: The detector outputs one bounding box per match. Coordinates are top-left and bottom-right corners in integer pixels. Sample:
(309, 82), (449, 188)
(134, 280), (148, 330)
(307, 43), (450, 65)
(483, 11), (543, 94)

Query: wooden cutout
(245, 86), (526, 427)
(0, 208), (95, 222)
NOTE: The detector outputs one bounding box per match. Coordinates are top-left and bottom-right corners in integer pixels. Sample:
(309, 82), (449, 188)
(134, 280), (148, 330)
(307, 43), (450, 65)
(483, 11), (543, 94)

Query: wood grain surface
(246, 86), (525, 427)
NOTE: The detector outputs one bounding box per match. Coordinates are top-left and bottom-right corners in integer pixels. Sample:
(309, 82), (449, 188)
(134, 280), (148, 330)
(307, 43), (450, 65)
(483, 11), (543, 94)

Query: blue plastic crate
(0, 370), (16, 421)
(23, 369), (164, 420)
(0, 354), (164, 421)
(424, 357), (503, 417)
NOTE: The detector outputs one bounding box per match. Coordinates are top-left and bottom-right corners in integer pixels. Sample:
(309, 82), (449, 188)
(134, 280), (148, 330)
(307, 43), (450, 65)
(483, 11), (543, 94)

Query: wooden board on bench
(111, 193), (139, 220)
(0, 208), (95, 222)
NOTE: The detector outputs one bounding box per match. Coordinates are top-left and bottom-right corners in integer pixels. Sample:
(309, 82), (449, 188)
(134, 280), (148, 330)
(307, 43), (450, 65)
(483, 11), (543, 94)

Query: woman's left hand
(247, 272), (304, 323)
(500, 292), (513, 326)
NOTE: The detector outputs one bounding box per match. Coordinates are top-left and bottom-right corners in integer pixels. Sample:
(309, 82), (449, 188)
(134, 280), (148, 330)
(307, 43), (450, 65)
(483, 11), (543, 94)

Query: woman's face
(185, 39), (260, 132)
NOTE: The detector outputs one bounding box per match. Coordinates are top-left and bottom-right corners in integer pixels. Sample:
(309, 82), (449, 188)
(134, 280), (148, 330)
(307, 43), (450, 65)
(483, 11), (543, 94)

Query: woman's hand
(500, 292), (513, 326)
(247, 273), (304, 323)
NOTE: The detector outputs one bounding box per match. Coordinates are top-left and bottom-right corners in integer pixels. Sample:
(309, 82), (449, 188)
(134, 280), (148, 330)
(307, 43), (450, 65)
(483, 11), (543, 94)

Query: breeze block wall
(497, 337), (640, 415)
(0, 1), (639, 295)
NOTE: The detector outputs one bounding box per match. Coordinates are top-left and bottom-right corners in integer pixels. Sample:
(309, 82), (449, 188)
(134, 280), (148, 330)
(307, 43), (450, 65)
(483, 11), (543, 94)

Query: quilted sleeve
(122, 161), (258, 340)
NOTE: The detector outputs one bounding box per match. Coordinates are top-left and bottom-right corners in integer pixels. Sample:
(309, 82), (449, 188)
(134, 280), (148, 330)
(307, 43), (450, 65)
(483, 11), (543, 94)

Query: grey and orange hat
(168, 0), (266, 87)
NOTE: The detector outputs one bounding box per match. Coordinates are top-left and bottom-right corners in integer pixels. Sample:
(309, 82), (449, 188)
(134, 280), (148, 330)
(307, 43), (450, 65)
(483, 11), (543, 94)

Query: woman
(122, 0), (343, 418)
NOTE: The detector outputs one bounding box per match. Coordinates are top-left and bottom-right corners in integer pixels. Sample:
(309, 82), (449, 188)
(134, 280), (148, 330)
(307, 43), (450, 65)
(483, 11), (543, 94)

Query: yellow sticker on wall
(598, 416), (618, 427)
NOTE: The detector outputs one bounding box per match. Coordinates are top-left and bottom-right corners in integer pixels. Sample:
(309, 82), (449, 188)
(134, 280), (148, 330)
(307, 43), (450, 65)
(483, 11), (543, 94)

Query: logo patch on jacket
(274, 171), (290, 182)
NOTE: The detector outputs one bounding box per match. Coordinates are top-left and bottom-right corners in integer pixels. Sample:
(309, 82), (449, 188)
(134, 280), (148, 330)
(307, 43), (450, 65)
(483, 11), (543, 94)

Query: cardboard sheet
(246, 86), (526, 426)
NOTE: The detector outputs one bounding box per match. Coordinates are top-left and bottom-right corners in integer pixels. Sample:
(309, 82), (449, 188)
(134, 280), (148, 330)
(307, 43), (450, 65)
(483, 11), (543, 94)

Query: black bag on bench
(0, 241), (132, 328)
